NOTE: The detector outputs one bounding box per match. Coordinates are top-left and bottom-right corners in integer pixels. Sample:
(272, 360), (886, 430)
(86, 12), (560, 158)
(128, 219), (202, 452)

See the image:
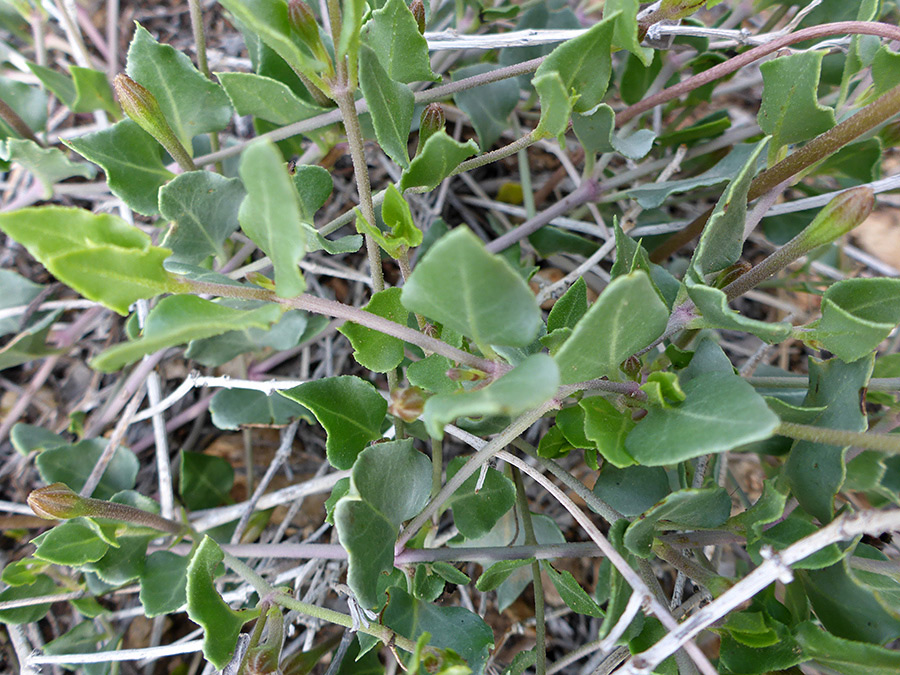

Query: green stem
(747, 376), (900, 391)
(219, 549), (421, 653)
(776, 421), (900, 454)
(652, 542), (729, 596)
(449, 130), (539, 178)
(430, 437), (442, 501)
(513, 467), (546, 675)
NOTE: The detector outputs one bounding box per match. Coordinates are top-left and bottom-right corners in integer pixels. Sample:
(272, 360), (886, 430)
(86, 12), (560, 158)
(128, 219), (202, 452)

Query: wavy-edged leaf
(140, 551), (189, 617)
(446, 457), (516, 539)
(32, 518), (110, 566)
(35, 439), (138, 499)
(572, 104), (655, 159)
(0, 139), (94, 198)
(358, 44), (414, 168)
(687, 284), (792, 343)
(209, 388), (312, 431)
(362, 0), (436, 83)
(338, 287), (408, 372)
(398, 130), (478, 192)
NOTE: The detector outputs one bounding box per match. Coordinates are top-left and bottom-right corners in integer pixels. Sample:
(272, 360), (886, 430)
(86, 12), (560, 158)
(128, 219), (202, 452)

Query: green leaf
(43, 620), (107, 660)
(70, 66), (119, 117)
(36, 439), (138, 499)
(626, 372), (779, 466)
(580, 396), (636, 467)
(0, 575), (57, 624)
(718, 611), (779, 648)
(126, 24), (231, 153)
(688, 138), (767, 280)
(85, 530), (154, 585)
(805, 278), (900, 362)
(140, 551), (189, 617)
(758, 50), (836, 156)
(186, 537), (258, 670)
(401, 227), (542, 350)
(362, 0), (436, 83)
(607, 0), (653, 65)
(217, 71), (326, 125)
(209, 389), (311, 431)
(533, 71), (572, 143)
(334, 440), (431, 607)
(727, 478), (787, 543)
(687, 284), (793, 343)
(32, 518), (110, 565)
(0, 270), (44, 337)
(445, 457), (516, 540)
(533, 12), (616, 114)
(598, 520), (644, 642)
(159, 171), (245, 264)
(28, 61), (76, 106)
(379, 183), (423, 254)
(623, 487), (732, 557)
(871, 45), (900, 99)
(280, 376), (388, 469)
(291, 164), (333, 221)
(554, 271), (668, 385)
(476, 558), (535, 592)
(338, 287), (408, 372)
(398, 131), (479, 192)
(431, 562), (470, 586)
(65, 119), (175, 215)
(180, 451), (235, 510)
(381, 586), (494, 673)
(540, 560), (604, 617)
(784, 355), (873, 523)
(337, 0), (366, 59)
(748, 513), (843, 570)
(422, 354), (560, 439)
(571, 104), (655, 159)
(593, 464), (670, 517)
(0, 206), (177, 315)
(795, 621), (900, 675)
(238, 138), (307, 297)
(1, 558), (49, 586)
(0, 77), (47, 138)
(358, 45), (413, 168)
(0, 138), (94, 198)
(547, 276), (587, 333)
(452, 64), (520, 149)
(91, 295), (283, 371)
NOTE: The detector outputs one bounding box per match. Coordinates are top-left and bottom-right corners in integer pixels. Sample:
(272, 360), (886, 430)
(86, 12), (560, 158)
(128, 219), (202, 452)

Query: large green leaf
(91, 295), (283, 371)
(159, 171), (245, 264)
(422, 354), (559, 439)
(0, 139), (94, 198)
(217, 71), (325, 125)
(279, 376), (387, 469)
(362, 0), (435, 83)
(32, 518), (110, 566)
(758, 50), (835, 156)
(139, 551), (189, 617)
(209, 389), (311, 431)
(623, 487), (732, 557)
(0, 575), (57, 624)
(626, 372), (779, 466)
(445, 457), (516, 540)
(795, 621), (900, 675)
(338, 287), (408, 372)
(358, 44), (414, 167)
(784, 355), (873, 523)
(65, 120), (175, 215)
(334, 440), (431, 607)
(452, 64), (520, 149)
(238, 138), (307, 297)
(593, 464), (670, 517)
(398, 130), (479, 192)
(554, 271), (668, 384)
(805, 278), (900, 362)
(186, 537), (258, 670)
(401, 227), (542, 350)
(35, 439), (138, 499)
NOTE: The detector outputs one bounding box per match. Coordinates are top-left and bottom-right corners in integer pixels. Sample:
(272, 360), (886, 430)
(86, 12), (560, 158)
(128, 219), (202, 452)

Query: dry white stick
(622, 508), (900, 674)
(27, 640), (204, 666)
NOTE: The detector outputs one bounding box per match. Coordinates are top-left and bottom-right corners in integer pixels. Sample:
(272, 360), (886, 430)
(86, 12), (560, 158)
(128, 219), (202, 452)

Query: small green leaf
(358, 46), (414, 168)
(291, 164), (333, 221)
(593, 464), (670, 517)
(337, 0), (366, 59)
(159, 171), (245, 264)
(805, 278), (900, 362)
(687, 285), (793, 343)
(452, 64), (520, 149)
(32, 518), (110, 565)
(0, 139), (94, 198)
(338, 287), (408, 372)
(401, 227), (541, 350)
(795, 621), (900, 675)
(0, 270), (44, 337)
(547, 277), (587, 333)
(362, 0), (436, 83)
(91, 295), (283, 371)
(186, 537), (258, 670)
(1, 558), (49, 586)
(758, 50), (836, 157)
(431, 562), (471, 586)
(280, 376), (388, 469)
(554, 271), (668, 384)
(871, 45), (900, 99)
(70, 66), (119, 117)
(180, 451), (235, 510)
(626, 372), (779, 466)
(217, 71), (326, 125)
(607, 0), (653, 65)
(140, 551), (189, 617)
(379, 183), (423, 254)
(623, 487), (732, 557)
(580, 396), (636, 468)
(398, 130), (479, 192)
(423, 354), (560, 439)
(571, 104), (655, 159)
(28, 61), (76, 106)
(238, 138), (307, 297)
(475, 558), (535, 592)
(0, 575), (57, 624)
(209, 389), (312, 431)
(446, 457), (516, 539)
(0, 77), (47, 138)
(65, 120), (175, 215)
(35, 439), (138, 499)
(748, 513), (843, 570)
(533, 71), (572, 143)
(540, 560), (604, 617)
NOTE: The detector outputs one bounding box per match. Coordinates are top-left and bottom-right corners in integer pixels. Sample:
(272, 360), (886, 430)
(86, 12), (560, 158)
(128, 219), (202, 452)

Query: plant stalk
(513, 467), (546, 675)
(776, 421), (900, 454)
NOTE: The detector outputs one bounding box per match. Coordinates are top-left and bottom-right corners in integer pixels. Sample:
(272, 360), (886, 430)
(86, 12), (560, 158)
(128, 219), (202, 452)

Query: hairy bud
(417, 103), (445, 154)
(410, 0), (426, 34)
(620, 355), (642, 381)
(713, 261), (752, 290)
(389, 386), (426, 422)
(28, 483), (88, 520)
(795, 186), (875, 251)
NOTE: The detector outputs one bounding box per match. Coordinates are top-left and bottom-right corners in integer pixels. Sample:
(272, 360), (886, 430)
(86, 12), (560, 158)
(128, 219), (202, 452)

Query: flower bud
(713, 261), (752, 289)
(244, 646), (281, 675)
(410, 0), (426, 34)
(287, 0), (329, 66)
(389, 386), (426, 422)
(620, 355), (642, 381)
(28, 483), (88, 520)
(794, 186), (875, 252)
(417, 103), (445, 154)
